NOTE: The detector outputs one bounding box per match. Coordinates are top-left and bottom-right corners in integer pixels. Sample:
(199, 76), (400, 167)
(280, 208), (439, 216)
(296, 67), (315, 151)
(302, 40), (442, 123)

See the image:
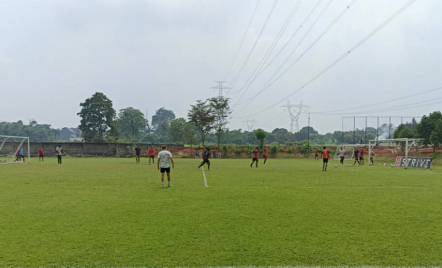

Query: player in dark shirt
(198, 147), (211, 170)
(353, 148), (360, 166)
(135, 144), (141, 164)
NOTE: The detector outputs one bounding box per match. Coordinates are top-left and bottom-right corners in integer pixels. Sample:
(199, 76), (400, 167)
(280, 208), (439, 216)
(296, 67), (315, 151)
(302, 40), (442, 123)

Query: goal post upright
(27, 137), (31, 163)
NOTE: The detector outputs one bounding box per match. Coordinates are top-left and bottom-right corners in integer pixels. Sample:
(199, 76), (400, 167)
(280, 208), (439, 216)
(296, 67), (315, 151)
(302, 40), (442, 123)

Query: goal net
(368, 138), (426, 168)
(0, 135), (30, 164)
(333, 144), (361, 160)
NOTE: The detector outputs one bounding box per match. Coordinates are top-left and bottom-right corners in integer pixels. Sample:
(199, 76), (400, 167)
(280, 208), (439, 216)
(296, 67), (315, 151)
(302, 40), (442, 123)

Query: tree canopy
(117, 107), (148, 141)
(77, 92), (118, 142)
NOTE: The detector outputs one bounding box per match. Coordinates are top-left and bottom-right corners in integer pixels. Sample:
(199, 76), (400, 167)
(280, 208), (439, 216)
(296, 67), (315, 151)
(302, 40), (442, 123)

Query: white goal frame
(0, 135), (30, 164)
(368, 138), (423, 169)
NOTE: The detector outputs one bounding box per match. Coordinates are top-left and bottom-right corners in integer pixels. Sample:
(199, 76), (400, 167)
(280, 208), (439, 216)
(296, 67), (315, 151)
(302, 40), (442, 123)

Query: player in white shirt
(157, 145), (175, 187)
(339, 147), (346, 165)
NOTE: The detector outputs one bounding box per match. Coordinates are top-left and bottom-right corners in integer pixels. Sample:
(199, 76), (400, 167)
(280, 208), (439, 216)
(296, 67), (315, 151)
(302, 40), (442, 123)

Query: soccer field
(0, 157), (441, 267)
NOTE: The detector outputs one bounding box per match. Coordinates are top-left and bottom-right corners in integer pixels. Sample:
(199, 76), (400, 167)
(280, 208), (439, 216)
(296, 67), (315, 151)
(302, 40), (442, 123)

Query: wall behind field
(0, 142), (184, 157)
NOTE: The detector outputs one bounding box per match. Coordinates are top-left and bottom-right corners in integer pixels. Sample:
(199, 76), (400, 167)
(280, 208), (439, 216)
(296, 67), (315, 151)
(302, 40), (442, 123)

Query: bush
(222, 145), (228, 156)
(286, 147), (293, 154)
(270, 145), (278, 156)
(234, 145), (242, 155)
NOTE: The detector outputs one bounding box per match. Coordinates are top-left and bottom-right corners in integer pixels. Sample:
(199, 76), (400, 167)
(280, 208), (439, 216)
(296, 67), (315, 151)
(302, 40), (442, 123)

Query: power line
(229, 0), (303, 98)
(224, 0), (261, 81)
(233, 0), (356, 112)
(235, 0), (417, 119)
(311, 86), (442, 115)
(327, 96), (442, 115)
(233, 0), (333, 109)
(229, 0), (279, 89)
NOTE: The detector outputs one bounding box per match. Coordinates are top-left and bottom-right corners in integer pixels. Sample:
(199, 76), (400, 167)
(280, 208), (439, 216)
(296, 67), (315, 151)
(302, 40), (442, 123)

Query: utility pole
(280, 101), (310, 133)
(211, 81), (231, 97)
(243, 119), (257, 132)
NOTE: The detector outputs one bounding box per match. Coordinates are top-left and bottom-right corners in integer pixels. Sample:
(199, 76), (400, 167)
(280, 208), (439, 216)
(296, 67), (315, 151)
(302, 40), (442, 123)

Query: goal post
(0, 135), (30, 164)
(368, 138), (424, 169)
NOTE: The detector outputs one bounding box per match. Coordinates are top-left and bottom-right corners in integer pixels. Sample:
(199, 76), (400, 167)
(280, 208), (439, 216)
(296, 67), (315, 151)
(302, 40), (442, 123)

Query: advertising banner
(395, 156), (432, 169)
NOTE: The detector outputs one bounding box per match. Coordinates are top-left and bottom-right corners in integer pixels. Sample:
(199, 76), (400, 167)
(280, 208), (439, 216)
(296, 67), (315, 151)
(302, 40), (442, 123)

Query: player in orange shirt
(250, 147), (259, 168)
(263, 147), (268, 164)
(321, 146), (329, 171)
(148, 146), (155, 164)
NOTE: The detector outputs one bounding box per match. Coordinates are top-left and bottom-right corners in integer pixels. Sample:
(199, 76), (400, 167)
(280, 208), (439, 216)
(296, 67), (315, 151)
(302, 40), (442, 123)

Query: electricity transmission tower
(211, 81), (231, 97)
(280, 101), (309, 133)
(243, 119), (258, 132)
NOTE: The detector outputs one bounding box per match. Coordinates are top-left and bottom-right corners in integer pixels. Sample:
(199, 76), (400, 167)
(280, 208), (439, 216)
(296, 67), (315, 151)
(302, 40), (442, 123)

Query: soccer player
(353, 147), (360, 166)
(135, 144), (141, 164)
(359, 148), (365, 165)
(14, 147), (20, 162)
(148, 146), (155, 164)
(38, 147), (44, 162)
(250, 147), (259, 168)
(339, 147), (346, 165)
(370, 150), (374, 165)
(19, 147), (24, 162)
(314, 148), (319, 160)
(198, 147), (211, 170)
(157, 145), (174, 187)
(322, 146), (329, 171)
(195, 150), (200, 159)
(263, 147), (268, 164)
(56, 145), (63, 165)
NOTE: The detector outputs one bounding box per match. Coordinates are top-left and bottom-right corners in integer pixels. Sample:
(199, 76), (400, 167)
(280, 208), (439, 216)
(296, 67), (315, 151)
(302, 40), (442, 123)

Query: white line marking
(202, 166), (208, 188)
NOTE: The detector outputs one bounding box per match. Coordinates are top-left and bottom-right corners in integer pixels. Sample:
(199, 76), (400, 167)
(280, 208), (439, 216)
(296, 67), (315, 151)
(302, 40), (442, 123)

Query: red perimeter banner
(395, 156), (433, 169)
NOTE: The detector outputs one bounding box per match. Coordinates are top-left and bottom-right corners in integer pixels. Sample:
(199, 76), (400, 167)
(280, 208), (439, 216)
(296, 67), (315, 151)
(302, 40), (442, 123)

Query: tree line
(2, 92), (441, 150)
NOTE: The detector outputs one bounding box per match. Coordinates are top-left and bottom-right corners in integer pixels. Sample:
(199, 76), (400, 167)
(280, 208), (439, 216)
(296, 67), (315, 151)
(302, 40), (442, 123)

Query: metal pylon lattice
(243, 119), (258, 132)
(280, 101), (309, 133)
(211, 81), (231, 97)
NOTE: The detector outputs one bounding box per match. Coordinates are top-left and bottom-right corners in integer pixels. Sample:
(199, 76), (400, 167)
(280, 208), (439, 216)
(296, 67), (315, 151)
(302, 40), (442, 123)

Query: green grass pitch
(0, 157), (441, 267)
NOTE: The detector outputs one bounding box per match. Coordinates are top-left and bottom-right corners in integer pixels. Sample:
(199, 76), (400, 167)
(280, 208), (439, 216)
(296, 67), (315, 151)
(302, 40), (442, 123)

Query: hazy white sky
(0, 0), (441, 134)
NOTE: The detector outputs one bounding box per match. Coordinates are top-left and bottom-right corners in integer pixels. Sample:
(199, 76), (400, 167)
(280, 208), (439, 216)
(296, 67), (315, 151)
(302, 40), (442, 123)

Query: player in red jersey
(359, 148), (365, 165)
(250, 147), (259, 168)
(263, 147), (268, 164)
(148, 146), (155, 164)
(321, 146), (329, 171)
(38, 147), (44, 162)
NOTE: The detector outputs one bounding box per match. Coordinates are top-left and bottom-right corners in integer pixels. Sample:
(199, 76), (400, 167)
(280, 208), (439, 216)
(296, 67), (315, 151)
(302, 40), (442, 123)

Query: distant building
(58, 128), (82, 140)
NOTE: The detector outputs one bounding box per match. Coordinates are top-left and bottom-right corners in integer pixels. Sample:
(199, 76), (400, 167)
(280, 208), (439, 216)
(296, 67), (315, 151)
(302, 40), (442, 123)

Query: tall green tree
(430, 119), (442, 150)
(151, 108), (175, 130)
(169, 118), (187, 143)
(209, 96), (231, 147)
(183, 123), (198, 146)
(294, 126), (318, 141)
(77, 92), (118, 142)
(117, 107), (148, 141)
(416, 112), (442, 145)
(155, 121), (170, 142)
(254, 128), (267, 148)
(188, 100), (215, 147)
